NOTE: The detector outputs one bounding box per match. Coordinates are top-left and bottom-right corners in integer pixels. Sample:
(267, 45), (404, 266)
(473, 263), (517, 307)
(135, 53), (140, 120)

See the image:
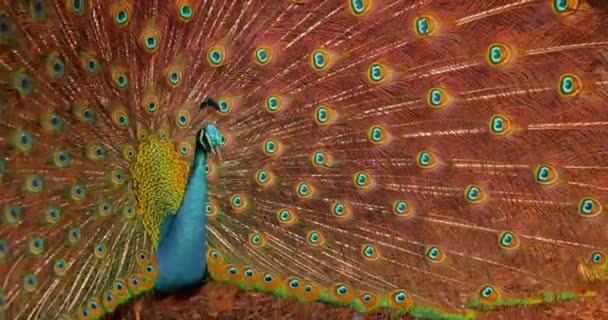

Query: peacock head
(198, 123), (224, 157)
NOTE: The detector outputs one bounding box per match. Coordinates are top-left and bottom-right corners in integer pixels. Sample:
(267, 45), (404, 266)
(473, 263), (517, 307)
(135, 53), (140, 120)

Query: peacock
(1, 0), (608, 319)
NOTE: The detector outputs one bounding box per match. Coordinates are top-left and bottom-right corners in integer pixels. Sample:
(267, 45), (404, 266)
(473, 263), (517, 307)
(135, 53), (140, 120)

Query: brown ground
(106, 282), (608, 320)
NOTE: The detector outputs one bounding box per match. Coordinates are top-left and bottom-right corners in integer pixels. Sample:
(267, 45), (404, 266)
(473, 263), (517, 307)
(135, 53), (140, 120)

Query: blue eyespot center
(591, 252), (602, 263)
(501, 233), (513, 245)
(317, 108), (328, 122)
(289, 279), (299, 288)
(180, 5), (193, 18)
(395, 291), (407, 302)
(482, 286), (494, 297)
(88, 59), (97, 72)
(351, 0), (364, 13)
(370, 64), (382, 81)
(417, 17), (430, 35)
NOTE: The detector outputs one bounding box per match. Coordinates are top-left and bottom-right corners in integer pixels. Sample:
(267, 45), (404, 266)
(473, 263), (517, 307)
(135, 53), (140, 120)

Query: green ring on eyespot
(289, 279), (300, 288)
(279, 210), (290, 221)
(580, 198), (595, 214)
(50, 114), (63, 129)
(15, 131), (33, 151)
(46, 206), (61, 223)
(561, 76), (574, 94)
(218, 100), (229, 112)
(232, 196), (242, 206)
(251, 234), (261, 244)
(117, 74), (128, 87)
(481, 286), (494, 298)
(371, 127), (383, 141)
(500, 233), (513, 246)
(350, 0), (365, 13)
(209, 50), (222, 65)
(4, 204), (23, 223)
(266, 96), (279, 110)
(245, 269), (254, 277)
(26, 175), (44, 193)
(180, 5), (193, 19)
(265, 140), (276, 153)
(489, 46), (502, 64)
(147, 102), (157, 112)
(356, 172), (368, 186)
(71, 0), (84, 13)
(430, 89), (442, 106)
(257, 170), (268, 183)
(87, 58), (98, 73)
(264, 274), (273, 282)
(94, 146), (106, 159)
(467, 186), (480, 201)
(23, 274), (38, 292)
(427, 246), (439, 259)
(316, 107), (328, 123)
(591, 252), (602, 263)
(416, 17), (430, 35)
(313, 52), (326, 68)
(13, 73), (33, 96)
(362, 294), (371, 302)
(554, 0), (568, 12)
(394, 291), (407, 302)
(145, 36), (157, 49)
(177, 115), (187, 126)
(491, 116), (504, 132)
(337, 285), (348, 295)
(83, 108), (95, 122)
(309, 232), (319, 243)
(298, 183), (309, 196)
(68, 227), (81, 244)
(228, 267), (237, 275)
(419, 152), (431, 166)
(369, 64), (382, 81)
(51, 59), (65, 77)
(116, 10), (128, 24)
(305, 284), (313, 292)
(313, 151), (325, 165)
(256, 48), (269, 63)
(363, 245), (374, 257)
(395, 201), (407, 214)
(169, 72), (180, 85)
(537, 166), (550, 181)
(333, 202), (345, 216)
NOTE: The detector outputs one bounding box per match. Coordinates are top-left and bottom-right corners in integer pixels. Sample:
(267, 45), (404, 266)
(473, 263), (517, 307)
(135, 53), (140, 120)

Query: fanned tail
(201, 0), (608, 318)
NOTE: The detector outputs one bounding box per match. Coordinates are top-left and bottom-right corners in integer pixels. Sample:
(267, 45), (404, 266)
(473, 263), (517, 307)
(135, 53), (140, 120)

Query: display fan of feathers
(1, 0), (608, 319)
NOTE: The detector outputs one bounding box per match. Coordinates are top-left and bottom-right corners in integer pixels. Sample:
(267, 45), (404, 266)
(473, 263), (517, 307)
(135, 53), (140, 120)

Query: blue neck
(154, 143), (208, 292)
